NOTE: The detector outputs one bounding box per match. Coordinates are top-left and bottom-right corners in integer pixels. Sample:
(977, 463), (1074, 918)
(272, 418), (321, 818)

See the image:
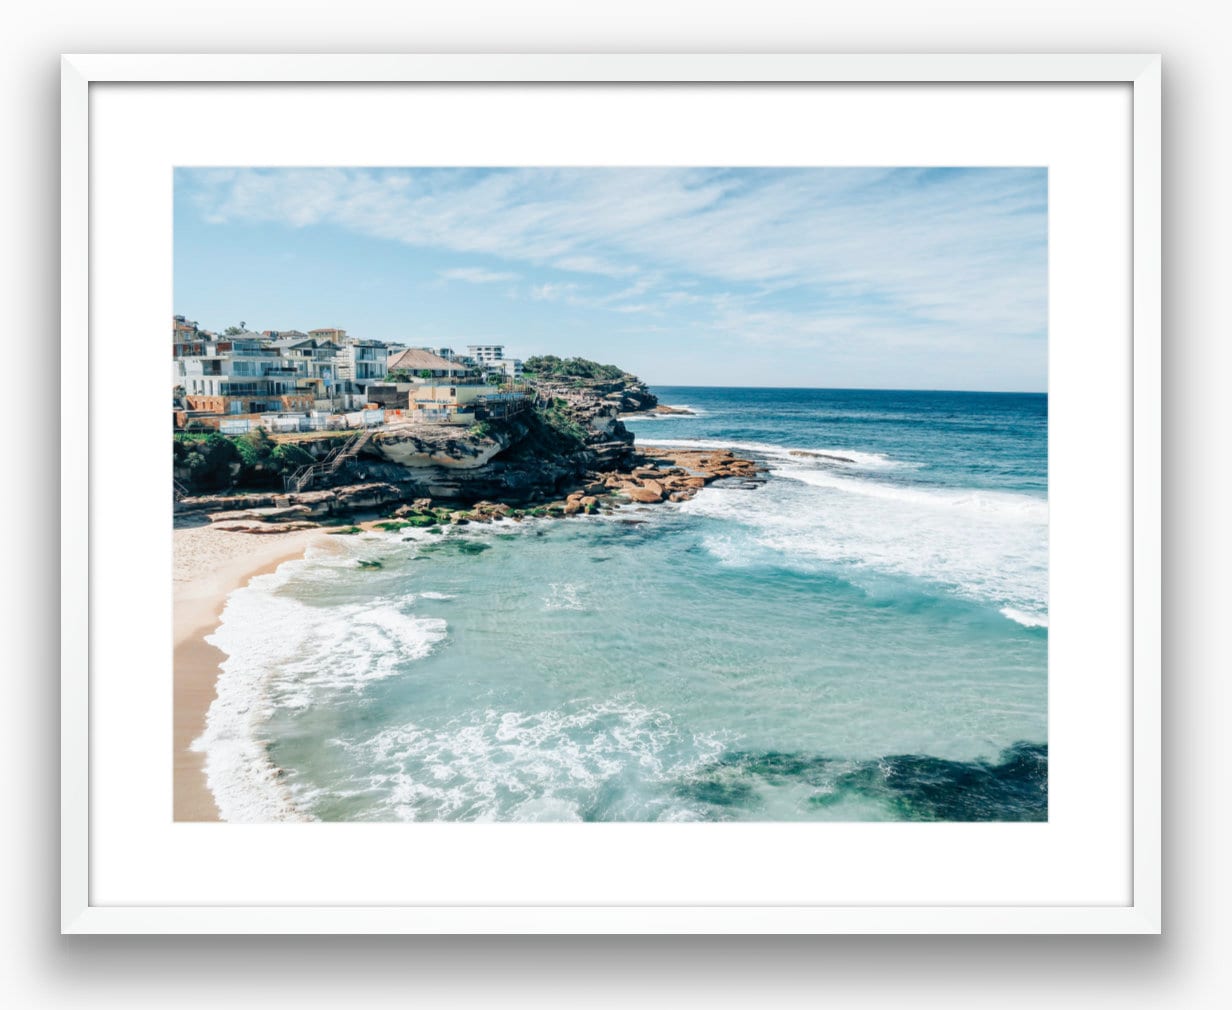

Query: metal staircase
(282, 427), (376, 494)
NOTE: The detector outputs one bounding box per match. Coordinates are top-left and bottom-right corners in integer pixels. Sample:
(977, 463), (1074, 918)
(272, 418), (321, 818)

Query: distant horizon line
(640, 383), (1047, 395)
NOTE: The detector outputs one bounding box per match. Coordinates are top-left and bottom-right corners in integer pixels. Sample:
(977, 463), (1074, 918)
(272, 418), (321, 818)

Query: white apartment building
(270, 336), (342, 387)
(337, 339), (390, 386)
(172, 317), (392, 418)
(173, 331), (311, 413)
(466, 344), (505, 364)
(494, 358), (524, 382)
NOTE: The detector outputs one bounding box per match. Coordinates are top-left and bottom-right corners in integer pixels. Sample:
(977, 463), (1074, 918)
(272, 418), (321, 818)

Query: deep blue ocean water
(200, 387), (1048, 822)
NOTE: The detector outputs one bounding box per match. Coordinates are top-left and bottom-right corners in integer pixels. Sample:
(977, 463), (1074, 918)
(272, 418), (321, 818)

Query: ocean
(198, 386), (1048, 822)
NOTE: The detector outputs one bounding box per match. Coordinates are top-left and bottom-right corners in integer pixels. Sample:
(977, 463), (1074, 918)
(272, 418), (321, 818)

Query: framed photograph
(62, 53), (1160, 933)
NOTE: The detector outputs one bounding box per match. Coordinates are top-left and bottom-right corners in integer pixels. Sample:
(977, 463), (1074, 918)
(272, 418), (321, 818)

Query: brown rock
(624, 486), (664, 504)
(215, 520), (319, 534)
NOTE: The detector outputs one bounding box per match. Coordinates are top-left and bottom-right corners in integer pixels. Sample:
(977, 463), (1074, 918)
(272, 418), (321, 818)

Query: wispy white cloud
(181, 167), (1046, 382)
(440, 266), (520, 284)
(553, 254), (640, 277)
(529, 281), (583, 302)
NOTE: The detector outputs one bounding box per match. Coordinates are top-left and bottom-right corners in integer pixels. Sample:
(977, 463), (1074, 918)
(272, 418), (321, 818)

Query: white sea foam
(682, 463), (1048, 624)
(637, 436), (914, 471)
(543, 582), (585, 611)
(776, 465), (1049, 522)
(622, 404), (706, 420)
(332, 699), (730, 821)
(196, 557), (447, 822)
(1000, 607), (1050, 628)
(418, 591), (456, 600)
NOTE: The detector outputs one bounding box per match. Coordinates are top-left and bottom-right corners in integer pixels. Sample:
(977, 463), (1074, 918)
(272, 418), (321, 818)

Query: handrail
(282, 426), (376, 494)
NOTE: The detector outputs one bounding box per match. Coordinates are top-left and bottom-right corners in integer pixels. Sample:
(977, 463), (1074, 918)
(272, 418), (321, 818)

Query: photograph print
(171, 167), (1048, 823)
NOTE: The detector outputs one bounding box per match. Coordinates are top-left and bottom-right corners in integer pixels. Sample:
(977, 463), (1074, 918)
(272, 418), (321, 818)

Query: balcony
(220, 382), (277, 396)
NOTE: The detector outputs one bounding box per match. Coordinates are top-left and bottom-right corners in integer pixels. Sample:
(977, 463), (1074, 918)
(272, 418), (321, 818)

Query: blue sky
(174, 167), (1047, 391)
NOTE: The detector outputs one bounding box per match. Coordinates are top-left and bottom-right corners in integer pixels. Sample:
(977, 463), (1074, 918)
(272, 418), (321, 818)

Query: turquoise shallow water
(201, 387), (1048, 822)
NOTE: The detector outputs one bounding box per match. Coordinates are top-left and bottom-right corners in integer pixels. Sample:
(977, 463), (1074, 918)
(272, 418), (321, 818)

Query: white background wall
(2, 2), (1226, 1007)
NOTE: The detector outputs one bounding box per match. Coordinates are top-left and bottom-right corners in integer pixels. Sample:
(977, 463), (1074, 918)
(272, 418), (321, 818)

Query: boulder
(624, 486), (663, 504)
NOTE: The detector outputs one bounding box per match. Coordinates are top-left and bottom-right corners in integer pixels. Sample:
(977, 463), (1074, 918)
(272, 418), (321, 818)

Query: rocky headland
(182, 445), (767, 534)
(174, 365), (766, 535)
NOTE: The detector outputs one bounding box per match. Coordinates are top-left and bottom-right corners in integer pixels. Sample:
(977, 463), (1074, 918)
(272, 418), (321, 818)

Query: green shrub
(271, 442), (313, 473)
(178, 433), (238, 491)
(235, 427), (275, 468)
(523, 355), (629, 382)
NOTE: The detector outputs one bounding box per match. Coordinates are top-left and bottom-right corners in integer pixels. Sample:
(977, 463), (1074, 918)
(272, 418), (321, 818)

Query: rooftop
(387, 348), (467, 373)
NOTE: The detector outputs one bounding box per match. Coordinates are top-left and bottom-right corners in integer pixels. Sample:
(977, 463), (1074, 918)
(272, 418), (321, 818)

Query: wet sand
(173, 526), (326, 821)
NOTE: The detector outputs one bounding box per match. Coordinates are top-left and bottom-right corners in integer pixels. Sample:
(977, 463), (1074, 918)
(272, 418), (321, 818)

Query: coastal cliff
(174, 361), (761, 527)
(182, 446), (766, 532)
(355, 378), (639, 502)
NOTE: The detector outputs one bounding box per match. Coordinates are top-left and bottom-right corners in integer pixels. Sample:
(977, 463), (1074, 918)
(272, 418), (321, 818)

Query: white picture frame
(61, 53), (1161, 934)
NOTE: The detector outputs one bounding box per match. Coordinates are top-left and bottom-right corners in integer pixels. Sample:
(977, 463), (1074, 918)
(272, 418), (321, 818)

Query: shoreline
(173, 525), (327, 821)
(171, 443), (765, 821)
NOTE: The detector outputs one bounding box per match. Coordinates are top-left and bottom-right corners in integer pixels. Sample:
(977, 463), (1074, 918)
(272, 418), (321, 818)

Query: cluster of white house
(172, 316), (526, 431)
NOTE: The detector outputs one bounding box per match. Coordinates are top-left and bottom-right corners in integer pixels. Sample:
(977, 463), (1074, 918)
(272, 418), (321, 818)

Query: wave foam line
(775, 466), (1048, 523)
(195, 559), (447, 822)
(636, 436), (909, 470)
(682, 472), (1048, 623)
(335, 698), (730, 822)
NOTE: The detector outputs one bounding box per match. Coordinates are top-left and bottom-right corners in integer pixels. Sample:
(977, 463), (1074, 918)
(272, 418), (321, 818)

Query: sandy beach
(173, 524), (327, 821)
